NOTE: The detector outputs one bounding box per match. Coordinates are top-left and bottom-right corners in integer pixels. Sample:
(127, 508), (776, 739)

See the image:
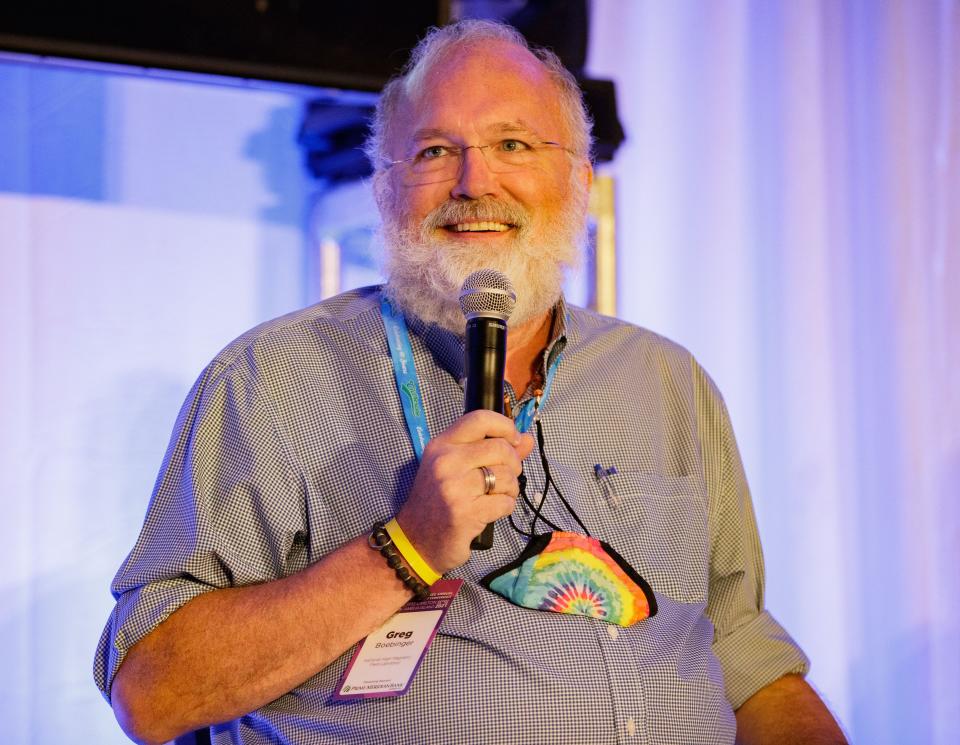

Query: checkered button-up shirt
(95, 287), (808, 744)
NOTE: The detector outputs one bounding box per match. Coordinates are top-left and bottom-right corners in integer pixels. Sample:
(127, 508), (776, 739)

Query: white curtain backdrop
(0, 2), (956, 743)
(589, 2), (959, 743)
(0, 64), (311, 742)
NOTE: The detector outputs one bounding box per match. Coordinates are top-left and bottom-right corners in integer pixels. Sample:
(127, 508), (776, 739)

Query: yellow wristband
(384, 518), (441, 586)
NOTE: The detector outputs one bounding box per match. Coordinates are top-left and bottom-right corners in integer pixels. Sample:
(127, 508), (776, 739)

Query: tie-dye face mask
(482, 418), (657, 627)
(480, 531), (657, 627)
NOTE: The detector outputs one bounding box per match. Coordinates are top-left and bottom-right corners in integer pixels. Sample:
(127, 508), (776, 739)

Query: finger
(430, 437), (524, 480)
(474, 464), (520, 498)
(473, 493), (519, 524)
(476, 464), (496, 496)
(440, 410), (523, 446)
(516, 432), (535, 460)
(466, 437), (526, 471)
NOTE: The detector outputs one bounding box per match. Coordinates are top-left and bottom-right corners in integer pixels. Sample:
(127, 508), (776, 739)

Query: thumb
(516, 432), (536, 460)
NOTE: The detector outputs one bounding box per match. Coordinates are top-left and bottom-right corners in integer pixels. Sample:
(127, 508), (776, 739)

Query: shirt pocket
(594, 470), (709, 604)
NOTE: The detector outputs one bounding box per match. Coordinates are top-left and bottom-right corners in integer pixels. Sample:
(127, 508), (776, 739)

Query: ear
(579, 158), (594, 192)
(371, 169), (394, 216)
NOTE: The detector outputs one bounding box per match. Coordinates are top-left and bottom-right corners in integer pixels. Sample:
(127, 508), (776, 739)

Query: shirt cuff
(713, 609), (810, 709)
(93, 578), (213, 702)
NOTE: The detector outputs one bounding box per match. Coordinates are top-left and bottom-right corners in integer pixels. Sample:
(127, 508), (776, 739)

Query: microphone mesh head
(459, 269), (516, 321)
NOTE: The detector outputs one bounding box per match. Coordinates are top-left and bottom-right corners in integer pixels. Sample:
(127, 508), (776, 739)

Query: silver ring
(480, 465), (496, 495)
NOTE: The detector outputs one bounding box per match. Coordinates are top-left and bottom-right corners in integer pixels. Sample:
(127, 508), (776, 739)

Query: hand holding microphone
(396, 269), (526, 571)
(459, 269), (515, 550)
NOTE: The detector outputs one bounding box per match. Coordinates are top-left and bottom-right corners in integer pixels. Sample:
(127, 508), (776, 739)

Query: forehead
(392, 41), (567, 146)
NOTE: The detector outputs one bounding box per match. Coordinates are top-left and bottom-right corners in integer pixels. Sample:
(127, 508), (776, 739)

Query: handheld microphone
(459, 269), (516, 550)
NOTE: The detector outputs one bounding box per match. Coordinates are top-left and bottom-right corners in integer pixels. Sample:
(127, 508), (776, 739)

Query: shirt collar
(395, 291), (569, 390)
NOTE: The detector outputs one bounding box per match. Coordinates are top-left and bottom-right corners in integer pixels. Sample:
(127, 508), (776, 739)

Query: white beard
(380, 178), (589, 334)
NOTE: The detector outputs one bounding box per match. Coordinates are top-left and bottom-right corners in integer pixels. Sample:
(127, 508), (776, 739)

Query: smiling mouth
(445, 221), (513, 233)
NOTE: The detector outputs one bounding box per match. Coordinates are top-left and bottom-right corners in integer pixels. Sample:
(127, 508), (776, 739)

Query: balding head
(365, 19), (593, 170)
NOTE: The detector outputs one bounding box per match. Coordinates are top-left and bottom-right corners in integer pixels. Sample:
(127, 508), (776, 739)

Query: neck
(505, 309), (554, 397)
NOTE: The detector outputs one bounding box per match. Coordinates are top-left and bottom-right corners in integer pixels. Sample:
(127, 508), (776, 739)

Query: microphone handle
(464, 316), (507, 550)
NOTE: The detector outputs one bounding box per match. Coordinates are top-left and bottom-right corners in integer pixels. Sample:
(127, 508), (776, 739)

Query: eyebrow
(410, 120), (541, 144)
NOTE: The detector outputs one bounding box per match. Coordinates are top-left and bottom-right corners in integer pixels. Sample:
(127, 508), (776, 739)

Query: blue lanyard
(381, 297), (431, 460)
(379, 297), (561, 458)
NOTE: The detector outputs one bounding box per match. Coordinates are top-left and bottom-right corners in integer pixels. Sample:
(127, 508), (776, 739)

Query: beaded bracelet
(369, 522), (431, 601)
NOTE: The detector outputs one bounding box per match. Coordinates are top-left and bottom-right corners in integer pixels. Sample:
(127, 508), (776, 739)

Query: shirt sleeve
(92, 355), (308, 702)
(693, 360), (810, 710)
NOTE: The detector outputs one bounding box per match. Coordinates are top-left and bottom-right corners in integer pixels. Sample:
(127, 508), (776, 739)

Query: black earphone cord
(508, 418), (592, 539)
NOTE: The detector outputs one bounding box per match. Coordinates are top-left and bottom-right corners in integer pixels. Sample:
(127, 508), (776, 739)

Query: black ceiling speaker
(0, 1), (624, 181)
(0, 1), (447, 90)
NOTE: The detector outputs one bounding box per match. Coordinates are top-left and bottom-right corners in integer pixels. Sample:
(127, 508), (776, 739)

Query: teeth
(450, 221), (510, 232)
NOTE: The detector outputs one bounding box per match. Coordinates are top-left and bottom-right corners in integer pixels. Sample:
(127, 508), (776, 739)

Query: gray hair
(364, 19), (594, 170)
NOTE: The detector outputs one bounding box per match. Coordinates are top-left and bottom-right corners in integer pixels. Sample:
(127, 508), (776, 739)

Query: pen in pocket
(593, 463), (620, 507)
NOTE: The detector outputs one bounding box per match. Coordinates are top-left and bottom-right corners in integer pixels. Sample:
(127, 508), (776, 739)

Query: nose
(450, 145), (498, 200)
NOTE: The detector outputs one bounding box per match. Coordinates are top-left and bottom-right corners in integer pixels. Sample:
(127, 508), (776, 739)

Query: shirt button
(607, 624), (619, 640)
(627, 717), (636, 737)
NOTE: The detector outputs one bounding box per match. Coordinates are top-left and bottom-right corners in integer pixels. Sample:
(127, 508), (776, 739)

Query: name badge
(333, 578), (463, 699)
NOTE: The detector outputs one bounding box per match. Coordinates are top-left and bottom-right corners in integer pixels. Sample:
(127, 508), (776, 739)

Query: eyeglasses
(384, 138), (570, 183)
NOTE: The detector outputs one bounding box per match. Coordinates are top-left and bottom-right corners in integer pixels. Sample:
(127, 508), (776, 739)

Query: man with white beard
(96, 19), (847, 745)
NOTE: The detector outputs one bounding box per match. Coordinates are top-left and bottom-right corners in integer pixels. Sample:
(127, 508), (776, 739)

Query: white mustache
(422, 198), (531, 232)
